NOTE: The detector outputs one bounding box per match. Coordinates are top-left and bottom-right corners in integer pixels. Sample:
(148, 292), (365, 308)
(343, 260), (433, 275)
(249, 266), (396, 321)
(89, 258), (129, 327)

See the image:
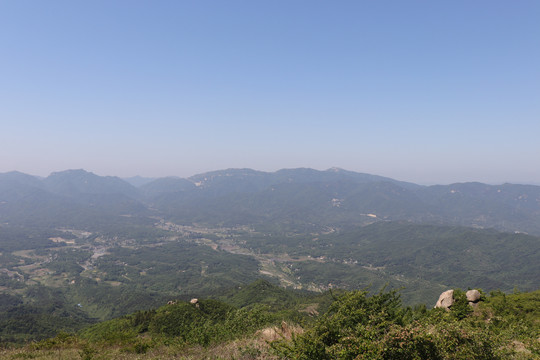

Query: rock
(435, 290), (454, 309)
(256, 321), (302, 342)
(258, 327), (281, 342)
(511, 340), (532, 354)
(466, 289), (481, 303)
(435, 289), (483, 309)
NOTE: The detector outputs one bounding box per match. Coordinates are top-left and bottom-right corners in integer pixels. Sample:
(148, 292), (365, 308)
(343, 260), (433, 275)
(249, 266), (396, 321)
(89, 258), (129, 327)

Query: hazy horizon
(1, 1), (539, 185)
(4, 166), (540, 187)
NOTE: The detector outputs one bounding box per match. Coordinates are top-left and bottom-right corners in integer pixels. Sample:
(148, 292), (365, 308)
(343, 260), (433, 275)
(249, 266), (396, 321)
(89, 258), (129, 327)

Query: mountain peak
(49, 169), (94, 176)
(43, 169), (137, 197)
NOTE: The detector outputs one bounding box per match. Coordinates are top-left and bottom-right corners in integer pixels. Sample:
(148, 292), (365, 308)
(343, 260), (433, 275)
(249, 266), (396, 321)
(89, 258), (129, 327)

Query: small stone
(466, 289), (481, 303)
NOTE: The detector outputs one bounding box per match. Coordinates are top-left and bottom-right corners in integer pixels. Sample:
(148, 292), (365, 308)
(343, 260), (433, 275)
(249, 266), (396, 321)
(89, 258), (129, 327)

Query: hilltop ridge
(2, 167), (540, 234)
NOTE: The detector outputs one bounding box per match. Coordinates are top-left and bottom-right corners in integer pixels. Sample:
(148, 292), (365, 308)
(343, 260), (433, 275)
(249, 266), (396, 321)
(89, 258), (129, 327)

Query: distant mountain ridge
(1, 168), (539, 346)
(0, 169), (148, 228)
(44, 169), (140, 198)
(1, 167), (540, 235)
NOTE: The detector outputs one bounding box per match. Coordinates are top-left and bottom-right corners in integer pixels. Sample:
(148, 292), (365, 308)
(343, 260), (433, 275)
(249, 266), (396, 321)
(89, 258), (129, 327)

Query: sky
(1, 1), (539, 185)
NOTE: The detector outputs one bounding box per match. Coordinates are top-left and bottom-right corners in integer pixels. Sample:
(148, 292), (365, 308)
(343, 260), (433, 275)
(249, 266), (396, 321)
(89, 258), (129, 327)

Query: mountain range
(1, 167), (540, 235)
(1, 167), (539, 345)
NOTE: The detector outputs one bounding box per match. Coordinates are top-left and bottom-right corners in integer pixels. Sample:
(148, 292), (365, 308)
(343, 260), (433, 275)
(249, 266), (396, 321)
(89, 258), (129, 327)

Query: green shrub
(273, 289), (405, 359)
(30, 331), (77, 350)
(451, 289), (473, 320)
(79, 343), (97, 360)
(273, 289), (503, 359)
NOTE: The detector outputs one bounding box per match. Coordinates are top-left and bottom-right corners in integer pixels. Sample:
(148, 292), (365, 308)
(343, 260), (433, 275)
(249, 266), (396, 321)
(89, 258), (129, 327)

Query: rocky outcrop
(435, 290), (454, 309)
(435, 289), (482, 309)
(190, 298), (199, 308)
(257, 321), (302, 342)
(466, 289), (481, 304)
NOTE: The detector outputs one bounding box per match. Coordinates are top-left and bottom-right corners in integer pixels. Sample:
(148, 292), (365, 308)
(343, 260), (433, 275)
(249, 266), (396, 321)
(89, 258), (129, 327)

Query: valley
(0, 167), (539, 349)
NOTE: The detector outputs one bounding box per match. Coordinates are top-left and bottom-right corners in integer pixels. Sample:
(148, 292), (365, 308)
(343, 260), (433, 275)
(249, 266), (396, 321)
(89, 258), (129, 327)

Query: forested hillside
(3, 168), (540, 234)
(1, 284), (538, 359)
(0, 167), (539, 353)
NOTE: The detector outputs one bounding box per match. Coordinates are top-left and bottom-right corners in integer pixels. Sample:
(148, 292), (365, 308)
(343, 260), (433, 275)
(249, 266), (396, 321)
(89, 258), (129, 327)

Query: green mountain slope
(3, 167), (540, 235)
(2, 286), (537, 359)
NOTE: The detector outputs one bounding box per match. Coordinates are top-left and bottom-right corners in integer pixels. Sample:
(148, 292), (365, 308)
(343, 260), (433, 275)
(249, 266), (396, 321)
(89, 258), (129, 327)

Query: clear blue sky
(1, 1), (539, 184)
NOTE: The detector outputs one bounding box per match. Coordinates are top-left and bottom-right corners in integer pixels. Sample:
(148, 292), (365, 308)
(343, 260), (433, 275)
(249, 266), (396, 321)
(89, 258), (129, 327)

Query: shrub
(451, 289), (473, 320)
(273, 289), (502, 359)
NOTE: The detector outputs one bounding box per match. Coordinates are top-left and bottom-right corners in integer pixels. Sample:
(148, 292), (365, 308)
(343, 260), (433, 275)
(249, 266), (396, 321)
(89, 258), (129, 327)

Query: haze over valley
(2, 167), (539, 303)
(1, 1), (539, 358)
(1, 166), (539, 358)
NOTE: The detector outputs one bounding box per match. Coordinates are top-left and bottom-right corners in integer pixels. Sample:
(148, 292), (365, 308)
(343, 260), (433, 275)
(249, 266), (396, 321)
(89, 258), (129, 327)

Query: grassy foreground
(0, 337), (281, 360)
(0, 288), (538, 359)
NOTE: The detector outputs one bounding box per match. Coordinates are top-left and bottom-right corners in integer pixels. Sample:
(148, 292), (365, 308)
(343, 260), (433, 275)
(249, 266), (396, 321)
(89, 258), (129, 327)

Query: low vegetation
(1, 169), (539, 358)
(0, 284), (537, 359)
